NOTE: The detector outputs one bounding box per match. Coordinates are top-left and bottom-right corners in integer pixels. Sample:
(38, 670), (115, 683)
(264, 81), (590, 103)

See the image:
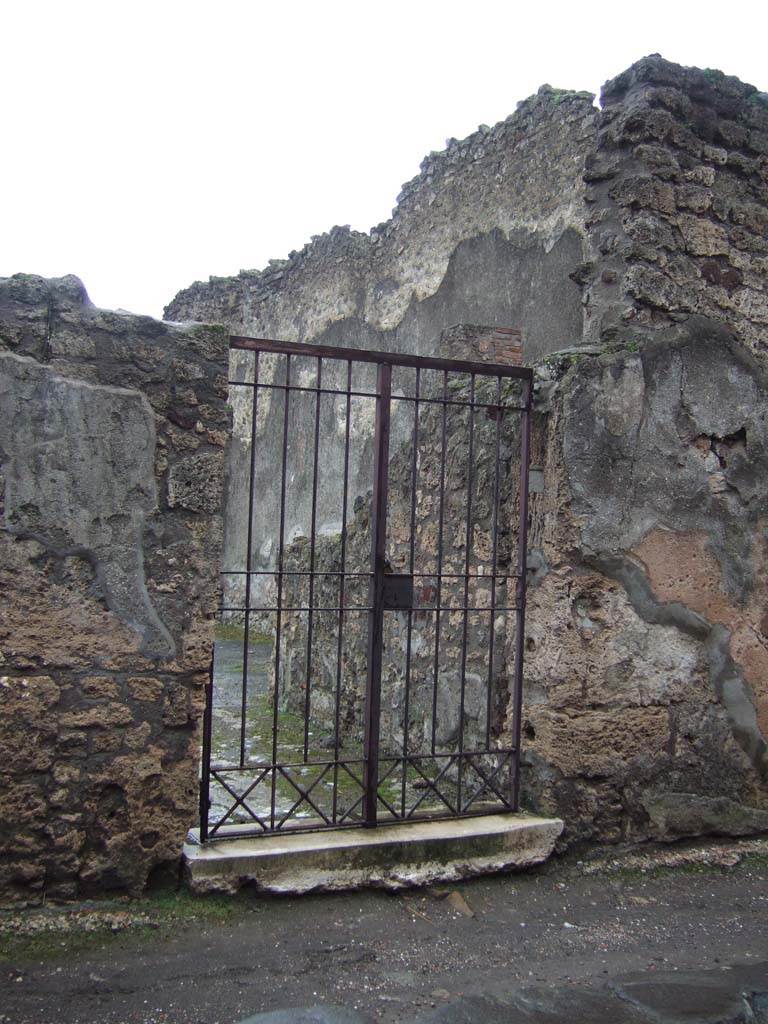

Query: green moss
(215, 622), (272, 645)
(588, 847), (768, 884)
(747, 91), (768, 109)
(210, 683), (449, 826)
(0, 890), (251, 963)
(703, 68), (726, 85)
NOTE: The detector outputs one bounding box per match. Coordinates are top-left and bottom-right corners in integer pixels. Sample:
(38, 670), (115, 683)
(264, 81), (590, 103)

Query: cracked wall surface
(0, 275), (229, 900)
(516, 56), (768, 843)
(523, 321), (768, 843)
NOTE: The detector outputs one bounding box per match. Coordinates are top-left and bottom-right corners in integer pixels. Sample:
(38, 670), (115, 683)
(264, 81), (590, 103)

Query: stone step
(183, 813), (563, 895)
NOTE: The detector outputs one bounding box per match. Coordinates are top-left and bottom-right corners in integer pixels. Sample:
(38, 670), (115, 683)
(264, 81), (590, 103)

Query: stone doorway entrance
(198, 337), (533, 841)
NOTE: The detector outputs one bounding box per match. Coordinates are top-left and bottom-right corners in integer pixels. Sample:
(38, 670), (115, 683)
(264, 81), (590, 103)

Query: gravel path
(1, 837), (766, 1024)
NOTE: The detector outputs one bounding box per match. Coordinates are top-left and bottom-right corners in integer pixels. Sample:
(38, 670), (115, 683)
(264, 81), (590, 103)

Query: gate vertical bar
(485, 376), (503, 747)
(270, 354), (292, 828)
(457, 374), (476, 812)
(302, 357), (323, 761)
(401, 367), (420, 817)
(430, 371), (449, 755)
(239, 351), (260, 766)
(332, 361), (353, 822)
(363, 361), (392, 827)
(198, 657), (214, 841)
(511, 376), (532, 809)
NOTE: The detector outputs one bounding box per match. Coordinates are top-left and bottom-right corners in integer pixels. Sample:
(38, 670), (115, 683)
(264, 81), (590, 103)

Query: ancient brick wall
(522, 324), (768, 843)
(582, 55), (768, 353)
(0, 275), (229, 900)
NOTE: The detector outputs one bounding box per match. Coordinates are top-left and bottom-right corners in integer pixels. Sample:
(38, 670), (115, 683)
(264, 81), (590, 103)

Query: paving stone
(414, 987), (647, 1024)
(237, 1007), (371, 1024)
(609, 964), (768, 1023)
(413, 995), (522, 1024)
(411, 965), (768, 1024)
(508, 985), (651, 1023)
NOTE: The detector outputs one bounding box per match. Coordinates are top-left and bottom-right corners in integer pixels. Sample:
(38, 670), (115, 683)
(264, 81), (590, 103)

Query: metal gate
(198, 336), (532, 841)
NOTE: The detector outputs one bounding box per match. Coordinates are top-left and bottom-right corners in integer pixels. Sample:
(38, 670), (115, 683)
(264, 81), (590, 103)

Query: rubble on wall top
(601, 52), (767, 113)
(395, 84), (596, 207)
(164, 52), (768, 327)
(165, 84), (597, 319)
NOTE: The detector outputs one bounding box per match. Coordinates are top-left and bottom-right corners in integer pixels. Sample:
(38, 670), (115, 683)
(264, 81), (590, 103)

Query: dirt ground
(1, 838), (767, 1024)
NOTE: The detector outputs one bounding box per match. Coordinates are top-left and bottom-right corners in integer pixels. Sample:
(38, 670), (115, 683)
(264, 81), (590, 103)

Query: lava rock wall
(516, 56), (768, 842)
(0, 275), (228, 900)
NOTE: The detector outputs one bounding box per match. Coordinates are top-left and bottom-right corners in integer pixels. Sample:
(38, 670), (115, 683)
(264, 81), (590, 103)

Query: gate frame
(199, 335), (533, 842)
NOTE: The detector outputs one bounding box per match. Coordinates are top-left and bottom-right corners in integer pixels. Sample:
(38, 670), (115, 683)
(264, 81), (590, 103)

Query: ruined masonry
(168, 56), (768, 848)
(0, 278), (229, 899)
(1, 54), (768, 901)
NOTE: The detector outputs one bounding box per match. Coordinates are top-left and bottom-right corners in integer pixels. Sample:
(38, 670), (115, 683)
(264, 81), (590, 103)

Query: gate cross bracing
(198, 336), (532, 841)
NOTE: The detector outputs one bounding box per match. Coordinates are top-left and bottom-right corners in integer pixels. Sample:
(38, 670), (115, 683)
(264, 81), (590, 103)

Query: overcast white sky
(2, 1), (766, 319)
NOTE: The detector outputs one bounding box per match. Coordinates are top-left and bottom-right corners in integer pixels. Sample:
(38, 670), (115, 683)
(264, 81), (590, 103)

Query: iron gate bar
(228, 378), (524, 414)
(511, 375), (532, 809)
(431, 370), (449, 756)
(240, 350), (261, 768)
(220, 570), (373, 577)
(362, 361), (392, 826)
(229, 335), (533, 380)
(198, 663), (214, 842)
(210, 747), (518, 772)
(270, 352), (292, 829)
(332, 360), (354, 822)
(220, 570), (517, 580)
(219, 604), (520, 614)
(220, 570), (519, 580)
(457, 373), (477, 812)
(401, 366), (420, 816)
(303, 357), (323, 760)
(486, 376), (503, 747)
(218, 602), (374, 610)
(201, 335), (533, 842)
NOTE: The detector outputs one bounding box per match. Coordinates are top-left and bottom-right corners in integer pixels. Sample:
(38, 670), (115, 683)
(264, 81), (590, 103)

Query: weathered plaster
(0, 350), (172, 659)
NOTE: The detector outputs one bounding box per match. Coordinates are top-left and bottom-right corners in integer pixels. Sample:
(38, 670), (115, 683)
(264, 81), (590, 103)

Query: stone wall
(581, 56), (768, 353)
(522, 321), (768, 843)
(167, 88), (595, 596)
(0, 275), (229, 900)
(167, 55), (768, 848)
(165, 87), (594, 360)
(521, 55), (768, 842)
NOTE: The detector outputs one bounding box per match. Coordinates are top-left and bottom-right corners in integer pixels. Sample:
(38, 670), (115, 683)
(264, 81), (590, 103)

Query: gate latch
(382, 573), (414, 610)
